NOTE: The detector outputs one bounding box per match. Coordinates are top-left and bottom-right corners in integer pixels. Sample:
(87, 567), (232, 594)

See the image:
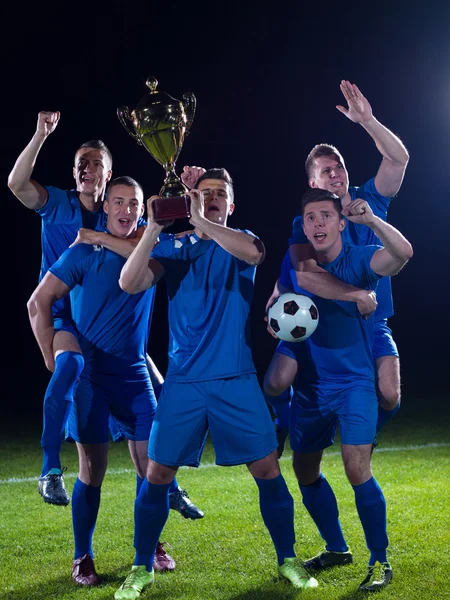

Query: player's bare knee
(293, 452), (321, 485)
(378, 383), (401, 411)
(248, 451), (280, 479)
(263, 372), (286, 397)
(147, 460), (177, 485)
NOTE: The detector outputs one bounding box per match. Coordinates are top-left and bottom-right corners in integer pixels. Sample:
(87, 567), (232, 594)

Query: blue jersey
(279, 243), (382, 387)
(151, 231), (257, 382)
(49, 241), (155, 375)
(289, 178), (393, 319)
(36, 186), (146, 318)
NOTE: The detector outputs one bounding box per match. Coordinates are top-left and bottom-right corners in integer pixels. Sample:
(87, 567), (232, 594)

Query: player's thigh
(76, 441), (109, 486)
(341, 443), (373, 486)
(264, 348), (298, 396)
(53, 328), (81, 356)
(207, 374), (277, 466)
(148, 380), (208, 468)
(376, 355), (401, 408)
(128, 439), (149, 479)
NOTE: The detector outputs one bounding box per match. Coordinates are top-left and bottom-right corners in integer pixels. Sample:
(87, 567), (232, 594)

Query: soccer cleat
(38, 467), (70, 506)
(115, 565), (154, 600)
(278, 557), (319, 589)
(72, 553), (100, 586)
(169, 486), (204, 520)
(359, 561), (393, 592)
(153, 542), (176, 572)
(275, 424), (290, 458)
(304, 548), (353, 570)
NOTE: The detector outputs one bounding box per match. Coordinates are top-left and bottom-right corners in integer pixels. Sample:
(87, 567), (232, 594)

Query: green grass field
(1, 398), (449, 600)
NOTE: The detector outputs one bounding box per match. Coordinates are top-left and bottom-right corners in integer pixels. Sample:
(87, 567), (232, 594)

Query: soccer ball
(268, 293), (319, 342)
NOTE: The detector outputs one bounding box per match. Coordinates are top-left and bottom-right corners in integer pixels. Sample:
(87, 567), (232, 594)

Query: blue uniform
(289, 178), (398, 358)
(49, 240), (157, 443)
(277, 243), (382, 451)
(148, 231), (277, 466)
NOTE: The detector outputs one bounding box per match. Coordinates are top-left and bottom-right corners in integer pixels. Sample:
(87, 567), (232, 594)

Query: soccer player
(265, 80), (410, 454)
(27, 176), (180, 584)
(275, 187), (412, 591)
(7, 112), (204, 521)
(114, 169), (318, 599)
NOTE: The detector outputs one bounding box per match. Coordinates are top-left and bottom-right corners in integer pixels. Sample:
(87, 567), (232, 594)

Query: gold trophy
(117, 76), (196, 220)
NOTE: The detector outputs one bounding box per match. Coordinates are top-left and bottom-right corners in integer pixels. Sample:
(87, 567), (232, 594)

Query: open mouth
(207, 205), (220, 212)
(314, 233), (326, 241)
(118, 218), (131, 225)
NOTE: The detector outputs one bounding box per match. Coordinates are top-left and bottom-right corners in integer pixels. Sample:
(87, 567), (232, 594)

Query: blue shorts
(148, 374), (277, 467)
(290, 384), (378, 453)
(373, 319), (399, 360)
(67, 368), (156, 444)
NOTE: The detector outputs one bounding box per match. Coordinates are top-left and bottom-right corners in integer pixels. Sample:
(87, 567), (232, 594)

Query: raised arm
(337, 80), (409, 198)
(343, 199), (413, 277)
(289, 244), (378, 317)
(119, 197), (166, 294)
(27, 272), (70, 372)
(189, 190), (265, 265)
(8, 111), (61, 210)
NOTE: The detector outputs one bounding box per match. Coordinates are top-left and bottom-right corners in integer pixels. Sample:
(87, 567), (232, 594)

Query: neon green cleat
(115, 566), (154, 600)
(359, 561), (393, 592)
(278, 557), (319, 589)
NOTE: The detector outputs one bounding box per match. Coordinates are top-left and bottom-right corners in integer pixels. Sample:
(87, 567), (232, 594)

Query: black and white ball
(268, 293), (319, 342)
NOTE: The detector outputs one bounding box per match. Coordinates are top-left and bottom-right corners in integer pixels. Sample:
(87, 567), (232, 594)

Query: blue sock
(353, 477), (388, 565)
(136, 475), (144, 497)
(376, 402), (401, 434)
(254, 475), (296, 565)
(299, 474), (348, 552)
(134, 479), (171, 570)
(264, 388), (292, 429)
(41, 352), (84, 476)
(168, 476), (179, 495)
(72, 478), (101, 560)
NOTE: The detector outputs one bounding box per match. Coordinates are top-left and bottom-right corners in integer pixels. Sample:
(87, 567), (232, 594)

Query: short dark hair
(106, 176), (143, 199)
(305, 143), (344, 179)
(300, 188), (342, 217)
(194, 168), (234, 200)
(76, 140), (113, 168)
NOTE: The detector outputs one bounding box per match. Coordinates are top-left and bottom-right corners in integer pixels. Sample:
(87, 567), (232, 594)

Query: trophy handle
(117, 106), (142, 145)
(182, 93), (196, 135)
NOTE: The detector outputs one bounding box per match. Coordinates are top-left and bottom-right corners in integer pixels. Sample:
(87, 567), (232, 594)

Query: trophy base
(153, 195), (191, 221)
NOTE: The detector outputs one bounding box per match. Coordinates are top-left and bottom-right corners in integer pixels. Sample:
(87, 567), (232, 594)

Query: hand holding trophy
(117, 76), (196, 220)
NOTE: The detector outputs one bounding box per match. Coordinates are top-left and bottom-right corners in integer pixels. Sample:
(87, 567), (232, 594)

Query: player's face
(73, 148), (112, 196)
(309, 156), (349, 198)
(103, 184), (144, 238)
(197, 179), (235, 225)
(302, 200), (345, 255)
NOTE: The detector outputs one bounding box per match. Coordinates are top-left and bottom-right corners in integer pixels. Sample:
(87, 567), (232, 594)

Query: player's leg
(67, 374), (110, 586)
(339, 387), (392, 590)
(373, 321), (401, 434)
(290, 387), (352, 570)
(207, 375), (317, 589)
(71, 442), (108, 586)
(117, 380), (206, 599)
(341, 444), (392, 590)
(146, 353), (204, 520)
(39, 325), (83, 506)
(263, 348), (298, 457)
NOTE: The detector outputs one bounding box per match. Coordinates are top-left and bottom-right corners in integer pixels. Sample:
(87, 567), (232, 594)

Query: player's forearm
(294, 271), (368, 303)
(361, 117), (409, 166)
(94, 231), (141, 258)
(196, 218), (265, 265)
(8, 133), (47, 198)
(368, 216), (413, 265)
(119, 226), (161, 293)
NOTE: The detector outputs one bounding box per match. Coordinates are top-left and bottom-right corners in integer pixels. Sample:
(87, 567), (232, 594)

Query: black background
(3, 1), (449, 419)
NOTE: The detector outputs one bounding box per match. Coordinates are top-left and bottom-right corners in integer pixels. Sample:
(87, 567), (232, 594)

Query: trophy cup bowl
(117, 76), (196, 220)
